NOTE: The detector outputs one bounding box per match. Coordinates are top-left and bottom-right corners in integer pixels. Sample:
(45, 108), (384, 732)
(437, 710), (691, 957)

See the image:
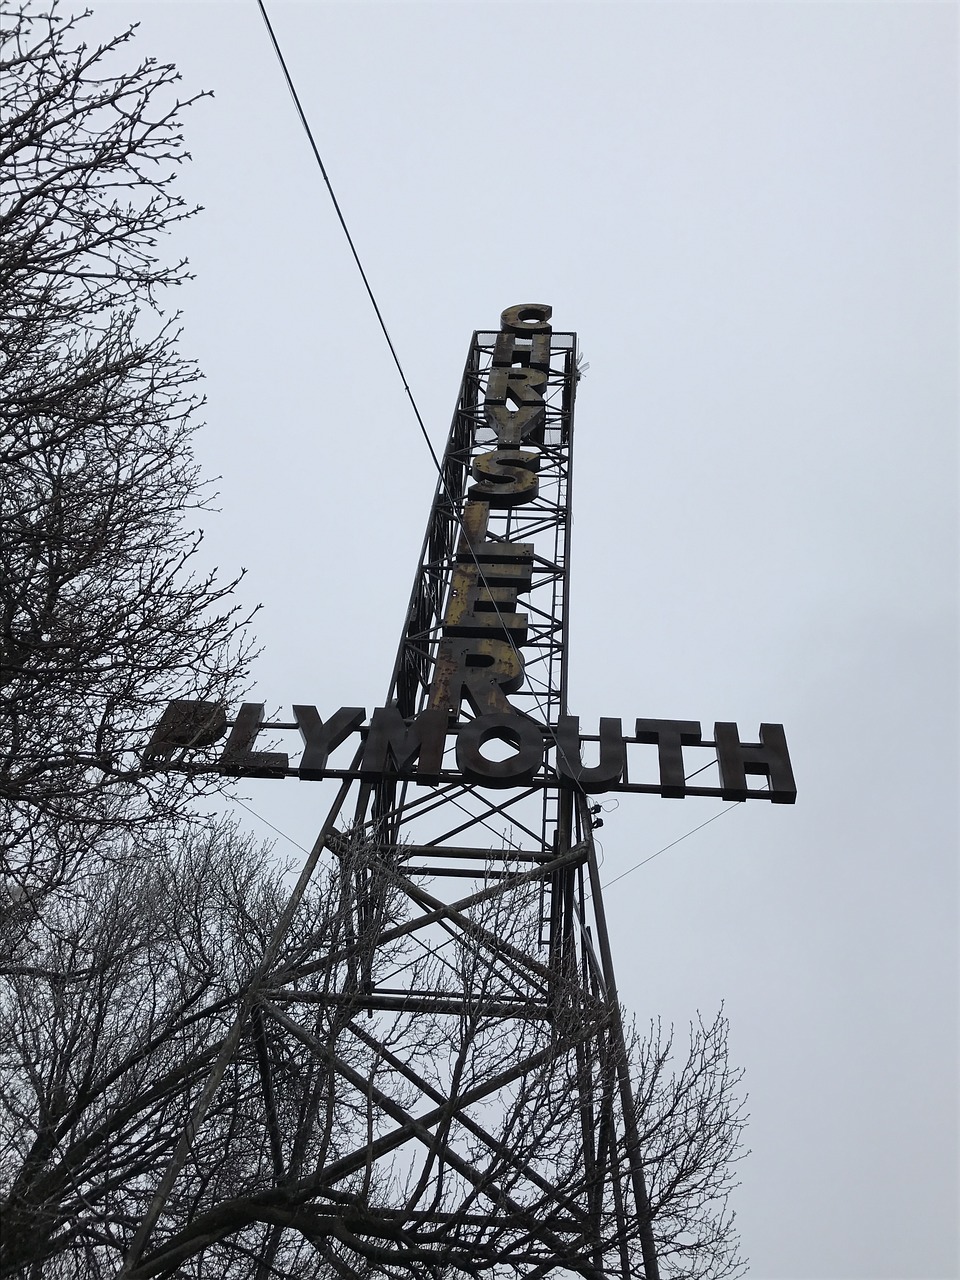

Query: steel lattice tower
(246, 306), (661, 1277)
(129, 304), (672, 1279)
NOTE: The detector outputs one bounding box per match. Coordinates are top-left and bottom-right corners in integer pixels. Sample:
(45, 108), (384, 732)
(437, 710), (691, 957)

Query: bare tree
(0, 8), (748, 1277)
(1, 1), (253, 895)
(635, 1013), (747, 1278)
(1, 826), (747, 1279)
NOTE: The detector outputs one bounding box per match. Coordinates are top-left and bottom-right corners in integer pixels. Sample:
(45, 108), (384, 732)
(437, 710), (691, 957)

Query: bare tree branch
(0, 8), (748, 1277)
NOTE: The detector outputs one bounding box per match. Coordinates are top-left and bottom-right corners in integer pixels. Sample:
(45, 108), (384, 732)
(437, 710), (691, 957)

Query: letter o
(500, 303), (552, 335)
(456, 713), (544, 789)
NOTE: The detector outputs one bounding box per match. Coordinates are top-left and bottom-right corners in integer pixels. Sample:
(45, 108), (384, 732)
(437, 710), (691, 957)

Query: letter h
(714, 723), (797, 804)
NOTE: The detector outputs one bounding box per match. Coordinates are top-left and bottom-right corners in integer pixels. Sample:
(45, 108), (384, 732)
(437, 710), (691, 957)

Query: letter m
(359, 707), (447, 783)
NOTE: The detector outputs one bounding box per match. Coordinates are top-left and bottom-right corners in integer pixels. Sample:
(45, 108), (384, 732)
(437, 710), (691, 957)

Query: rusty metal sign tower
(134, 304), (795, 1277)
(274, 304), (661, 1276)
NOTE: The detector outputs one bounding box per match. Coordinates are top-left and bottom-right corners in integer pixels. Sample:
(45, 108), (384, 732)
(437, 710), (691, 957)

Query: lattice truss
(242, 320), (658, 1278)
(131, 316), (663, 1279)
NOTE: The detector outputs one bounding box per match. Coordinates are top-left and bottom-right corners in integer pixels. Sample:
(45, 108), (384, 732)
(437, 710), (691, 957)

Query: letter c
(500, 303), (552, 334)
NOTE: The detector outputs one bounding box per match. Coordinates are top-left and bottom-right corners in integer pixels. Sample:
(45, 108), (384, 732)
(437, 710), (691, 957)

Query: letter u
(556, 717), (625, 793)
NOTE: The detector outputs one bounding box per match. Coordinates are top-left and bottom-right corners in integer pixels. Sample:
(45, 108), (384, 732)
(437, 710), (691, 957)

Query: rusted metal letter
(444, 562), (531, 644)
(556, 716), (626, 793)
(714, 722), (796, 804)
(143, 699), (227, 764)
(455, 503), (534, 566)
(485, 366), (548, 409)
(500, 303), (552, 334)
(635, 718), (703, 798)
(359, 707), (447, 784)
(293, 705), (365, 781)
(469, 450), (540, 507)
(492, 330), (551, 372)
(220, 703), (289, 778)
(456, 713), (544, 789)
(428, 637), (524, 719)
(483, 402), (546, 449)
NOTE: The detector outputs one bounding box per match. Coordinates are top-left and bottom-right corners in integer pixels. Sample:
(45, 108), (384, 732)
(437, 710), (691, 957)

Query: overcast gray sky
(90, 3), (959, 1276)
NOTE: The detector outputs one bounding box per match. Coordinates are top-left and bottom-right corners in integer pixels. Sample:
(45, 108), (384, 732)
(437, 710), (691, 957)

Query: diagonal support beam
(262, 1000), (607, 1279)
(344, 1016), (597, 1235)
(290, 839), (588, 993)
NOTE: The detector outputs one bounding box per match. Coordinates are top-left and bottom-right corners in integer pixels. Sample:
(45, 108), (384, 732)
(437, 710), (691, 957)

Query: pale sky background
(87, 3), (958, 1276)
